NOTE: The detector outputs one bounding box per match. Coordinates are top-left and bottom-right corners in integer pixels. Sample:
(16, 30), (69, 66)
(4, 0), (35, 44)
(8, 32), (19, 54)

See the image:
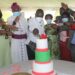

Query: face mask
(62, 18), (69, 23)
(36, 17), (43, 22)
(46, 19), (52, 24)
(13, 12), (21, 17)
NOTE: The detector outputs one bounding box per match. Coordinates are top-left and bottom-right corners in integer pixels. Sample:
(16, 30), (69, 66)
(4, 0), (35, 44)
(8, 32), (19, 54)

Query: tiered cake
(32, 34), (56, 75)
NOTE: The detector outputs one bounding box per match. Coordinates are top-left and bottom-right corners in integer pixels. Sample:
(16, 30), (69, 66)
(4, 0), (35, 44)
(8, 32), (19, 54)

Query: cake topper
(40, 34), (47, 39)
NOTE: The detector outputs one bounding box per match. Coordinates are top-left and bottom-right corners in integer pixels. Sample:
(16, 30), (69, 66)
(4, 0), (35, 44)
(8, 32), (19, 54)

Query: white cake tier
(32, 61), (53, 73)
(36, 39), (48, 50)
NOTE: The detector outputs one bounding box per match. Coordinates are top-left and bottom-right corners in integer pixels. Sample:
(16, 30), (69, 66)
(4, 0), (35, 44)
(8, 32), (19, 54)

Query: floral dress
(44, 24), (60, 59)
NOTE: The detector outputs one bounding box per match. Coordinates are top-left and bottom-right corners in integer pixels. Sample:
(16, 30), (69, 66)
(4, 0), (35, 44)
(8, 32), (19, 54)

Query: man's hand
(8, 25), (18, 31)
(15, 16), (20, 22)
(11, 26), (18, 31)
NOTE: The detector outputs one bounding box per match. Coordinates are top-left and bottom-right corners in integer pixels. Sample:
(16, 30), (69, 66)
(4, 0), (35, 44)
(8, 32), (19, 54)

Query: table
(0, 60), (75, 75)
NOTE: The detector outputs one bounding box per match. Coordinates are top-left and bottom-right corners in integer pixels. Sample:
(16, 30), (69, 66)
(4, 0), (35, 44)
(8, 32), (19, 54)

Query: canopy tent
(0, 0), (75, 9)
(0, 0), (75, 21)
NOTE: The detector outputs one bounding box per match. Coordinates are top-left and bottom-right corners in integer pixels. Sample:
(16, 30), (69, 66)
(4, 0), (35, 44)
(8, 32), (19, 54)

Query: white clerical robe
(28, 17), (45, 43)
(7, 12), (28, 64)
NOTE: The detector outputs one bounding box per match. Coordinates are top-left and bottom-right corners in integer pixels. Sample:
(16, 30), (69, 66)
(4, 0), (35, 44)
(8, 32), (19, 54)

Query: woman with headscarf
(59, 12), (72, 61)
(60, 2), (74, 17)
(44, 14), (60, 59)
(0, 10), (11, 67)
(7, 2), (28, 63)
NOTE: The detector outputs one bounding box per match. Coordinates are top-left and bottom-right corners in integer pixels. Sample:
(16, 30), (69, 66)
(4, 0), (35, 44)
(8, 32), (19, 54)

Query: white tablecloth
(0, 60), (75, 75)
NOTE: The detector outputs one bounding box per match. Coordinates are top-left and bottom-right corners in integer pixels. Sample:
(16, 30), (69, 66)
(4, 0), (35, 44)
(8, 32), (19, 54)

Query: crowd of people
(0, 2), (75, 67)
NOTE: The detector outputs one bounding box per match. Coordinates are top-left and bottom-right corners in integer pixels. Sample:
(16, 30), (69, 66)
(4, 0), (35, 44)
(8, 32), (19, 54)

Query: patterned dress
(59, 24), (72, 61)
(44, 24), (60, 59)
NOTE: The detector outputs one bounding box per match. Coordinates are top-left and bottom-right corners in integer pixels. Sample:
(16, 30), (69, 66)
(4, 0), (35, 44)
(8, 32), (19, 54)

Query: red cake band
(32, 70), (55, 75)
(35, 61), (51, 64)
(36, 48), (48, 52)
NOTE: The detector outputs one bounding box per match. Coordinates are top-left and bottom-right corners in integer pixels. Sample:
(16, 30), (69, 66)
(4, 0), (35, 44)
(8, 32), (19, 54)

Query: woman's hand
(51, 24), (58, 29)
(0, 30), (6, 35)
(0, 21), (6, 26)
